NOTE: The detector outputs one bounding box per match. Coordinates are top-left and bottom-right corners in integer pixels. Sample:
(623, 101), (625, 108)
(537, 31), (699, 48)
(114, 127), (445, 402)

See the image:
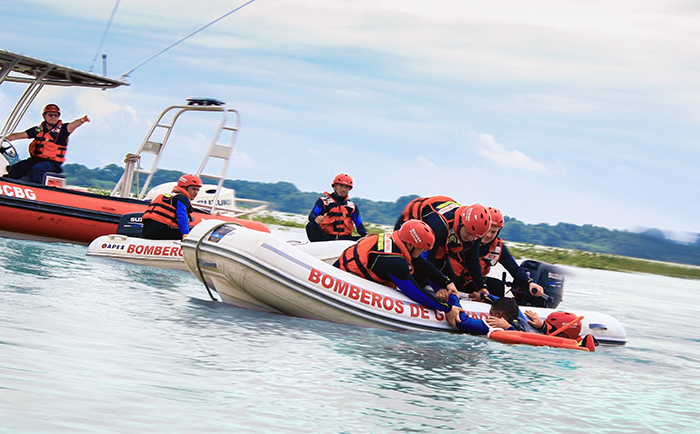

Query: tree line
(63, 163), (700, 266)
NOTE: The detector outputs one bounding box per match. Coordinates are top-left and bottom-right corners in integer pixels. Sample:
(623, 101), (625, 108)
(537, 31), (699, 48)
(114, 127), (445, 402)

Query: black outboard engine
(116, 213), (144, 237)
(512, 260), (565, 309)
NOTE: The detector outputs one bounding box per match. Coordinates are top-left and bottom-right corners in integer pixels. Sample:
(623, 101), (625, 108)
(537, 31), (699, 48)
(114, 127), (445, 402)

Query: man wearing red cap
(2, 103), (90, 184)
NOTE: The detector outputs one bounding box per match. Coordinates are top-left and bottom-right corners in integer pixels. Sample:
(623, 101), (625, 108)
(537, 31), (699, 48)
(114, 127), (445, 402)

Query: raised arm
(66, 115), (90, 134)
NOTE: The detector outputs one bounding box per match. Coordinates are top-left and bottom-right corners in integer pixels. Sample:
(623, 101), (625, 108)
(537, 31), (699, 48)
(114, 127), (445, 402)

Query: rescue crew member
(2, 104), (90, 184)
(334, 219), (470, 328)
(523, 310), (598, 351)
(450, 206), (545, 300)
(142, 174), (202, 240)
(394, 196), (492, 299)
(306, 173), (368, 242)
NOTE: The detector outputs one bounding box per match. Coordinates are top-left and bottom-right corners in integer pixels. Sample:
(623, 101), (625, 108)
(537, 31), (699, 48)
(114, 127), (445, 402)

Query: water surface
(1, 237), (698, 433)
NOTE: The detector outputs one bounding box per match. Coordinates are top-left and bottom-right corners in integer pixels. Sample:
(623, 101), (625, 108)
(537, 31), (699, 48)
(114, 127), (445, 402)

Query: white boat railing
(111, 102), (267, 217)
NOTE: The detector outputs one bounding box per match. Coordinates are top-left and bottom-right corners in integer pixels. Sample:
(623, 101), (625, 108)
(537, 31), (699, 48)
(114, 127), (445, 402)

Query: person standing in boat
(2, 104), (90, 184)
(306, 173), (368, 242)
(141, 174), (202, 240)
(450, 206), (545, 300)
(395, 196), (492, 301)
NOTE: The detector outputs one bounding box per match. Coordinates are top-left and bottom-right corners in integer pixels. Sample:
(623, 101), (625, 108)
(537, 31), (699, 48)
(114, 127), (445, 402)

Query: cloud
(3, 0), (700, 234)
(474, 134), (547, 172)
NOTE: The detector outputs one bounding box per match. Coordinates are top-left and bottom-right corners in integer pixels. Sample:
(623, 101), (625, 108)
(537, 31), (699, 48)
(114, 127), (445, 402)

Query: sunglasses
(44, 113), (60, 117)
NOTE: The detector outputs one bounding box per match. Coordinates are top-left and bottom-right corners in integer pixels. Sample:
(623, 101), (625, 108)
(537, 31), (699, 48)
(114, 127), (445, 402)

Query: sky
(1, 0), (699, 241)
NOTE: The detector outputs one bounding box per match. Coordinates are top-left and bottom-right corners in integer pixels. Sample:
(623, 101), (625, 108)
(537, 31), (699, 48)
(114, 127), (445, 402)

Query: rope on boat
(120, 0), (258, 79)
(193, 221), (241, 301)
(88, 0), (122, 73)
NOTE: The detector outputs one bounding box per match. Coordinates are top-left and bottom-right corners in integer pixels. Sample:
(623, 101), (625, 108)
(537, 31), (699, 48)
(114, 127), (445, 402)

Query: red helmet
(544, 312), (582, 339)
(177, 174), (203, 189)
(332, 173), (353, 189)
(487, 207), (504, 228)
(458, 204), (491, 237)
(398, 219), (435, 250)
(43, 104), (61, 115)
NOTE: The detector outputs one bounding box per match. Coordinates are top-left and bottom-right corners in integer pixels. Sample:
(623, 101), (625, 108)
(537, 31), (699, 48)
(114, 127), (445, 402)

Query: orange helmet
(177, 174), (203, 189)
(43, 104), (60, 115)
(458, 204), (491, 237)
(544, 312), (582, 339)
(332, 173), (353, 189)
(398, 219), (435, 251)
(487, 207), (504, 228)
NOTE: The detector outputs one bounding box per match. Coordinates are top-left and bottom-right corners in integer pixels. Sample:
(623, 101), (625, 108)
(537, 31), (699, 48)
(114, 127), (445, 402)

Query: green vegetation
(249, 214), (387, 235)
(249, 214), (304, 228)
(508, 244), (700, 280)
(501, 217), (700, 267)
(62, 163), (700, 273)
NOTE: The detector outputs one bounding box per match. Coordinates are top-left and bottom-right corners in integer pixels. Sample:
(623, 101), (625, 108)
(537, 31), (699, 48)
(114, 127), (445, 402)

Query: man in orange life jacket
(334, 219), (500, 334)
(3, 104), (90, 184)
(335, 219), (465, 327)
(395, 197), (492, 300)
(306, 173), (368, 242)
(449, 206), (545, 300)
(142, 174), (202, 240)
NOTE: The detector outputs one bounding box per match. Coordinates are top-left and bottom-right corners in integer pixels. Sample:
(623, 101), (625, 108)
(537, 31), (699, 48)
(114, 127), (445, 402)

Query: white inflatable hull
(181, 221), (627, 344)
(87, 234), (187, 271)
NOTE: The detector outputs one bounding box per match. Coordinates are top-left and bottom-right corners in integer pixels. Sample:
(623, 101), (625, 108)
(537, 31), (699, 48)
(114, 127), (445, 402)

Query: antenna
(88, 0), (121, 73)
(120, 0), (257, 79)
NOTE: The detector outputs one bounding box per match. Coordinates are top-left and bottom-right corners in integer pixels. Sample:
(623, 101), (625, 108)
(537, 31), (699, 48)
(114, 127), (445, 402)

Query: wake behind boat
(180, 220), (627, 345)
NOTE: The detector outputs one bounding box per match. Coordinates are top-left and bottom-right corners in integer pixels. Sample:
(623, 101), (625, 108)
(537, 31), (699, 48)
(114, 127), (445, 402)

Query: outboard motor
(116, 213), (144, 237)
(512, 260), (565, 309)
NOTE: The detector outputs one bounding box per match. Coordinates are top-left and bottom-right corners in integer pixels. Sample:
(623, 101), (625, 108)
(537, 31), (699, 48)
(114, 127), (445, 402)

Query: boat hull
(181, 221), (627, 344)
(0, 178), (269, 244)
(87, 234), (187, 270)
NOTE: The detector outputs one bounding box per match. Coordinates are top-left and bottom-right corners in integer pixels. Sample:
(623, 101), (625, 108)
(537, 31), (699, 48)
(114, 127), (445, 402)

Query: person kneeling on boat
(142, 174), (202, 240)
(450, 206), (545, 301)
(2, 104), (90, 184)
(306, 173), (368, 242)
(334, 219), (470, 327)
(394, 197), (493, 299)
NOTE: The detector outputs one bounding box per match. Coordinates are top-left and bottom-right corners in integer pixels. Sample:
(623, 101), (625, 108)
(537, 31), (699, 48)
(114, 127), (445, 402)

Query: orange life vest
(449, 238), (502, 283)
(400, 195), (458, 223)
(435, 209), (471, 261)
(318, 192), (357, 237)
(400, 196), (464, 259)
(142, 187), (193, 228)
(28, 121), (68, 163)
(479, 238), (503, 277)
(337, 232), (412, 287)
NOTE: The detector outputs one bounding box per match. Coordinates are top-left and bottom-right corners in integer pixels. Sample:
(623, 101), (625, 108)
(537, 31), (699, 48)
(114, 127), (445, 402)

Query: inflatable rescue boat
(181, 220), (627, 345)
(87, 234), (186, 271)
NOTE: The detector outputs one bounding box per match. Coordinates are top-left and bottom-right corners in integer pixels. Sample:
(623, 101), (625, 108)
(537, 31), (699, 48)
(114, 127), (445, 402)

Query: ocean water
(1, 236), (698, 434)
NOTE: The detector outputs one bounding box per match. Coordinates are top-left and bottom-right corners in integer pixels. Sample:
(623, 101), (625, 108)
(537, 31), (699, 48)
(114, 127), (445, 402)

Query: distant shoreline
(255, 211), (700, 281)
(506, 242), (700, 280)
